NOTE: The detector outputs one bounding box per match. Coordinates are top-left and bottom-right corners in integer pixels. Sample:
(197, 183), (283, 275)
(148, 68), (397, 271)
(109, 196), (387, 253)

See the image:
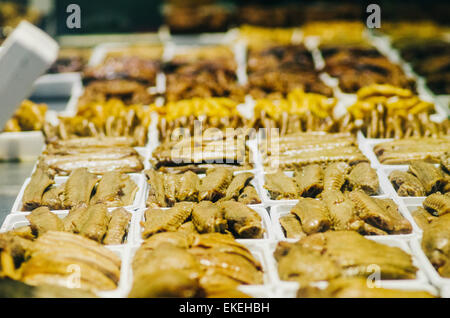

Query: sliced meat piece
(22, 166), (55, 211)
(91, 172), (137, 207)
(423, 192), (450, 216)
(409, 161), (445, 195)
(63, 168), (98, 209)
(279, 214), (306, 240)
(62, 203), (89, 233)
(291, 198), (331, 235)
(191, 201), (227, 234)
(79, 204), (109, 242)
(347, 162), (379, 195)
(389, 170), (426, 197)
(177, 171), (200, 202)
(142, 202), (195, 238)
(237, 185), (261, 205)
(103, 208), (131, 245)
(323, 162), (350, 192)
(163, 174), (180, 206)
(145, 169), (166, 207)
(26, 207), (64, 236)
(321, 190), (355, 231)
(412, 207), (438, 229)
(41, 184), (65, 210)
(349, 191), (412, 234)
(223, 173), (254, 201)
(220, 201), (263, 239)
(294, 164), (323, 198)
(198, 168), (233, 201)
(264, 171), (298, 200)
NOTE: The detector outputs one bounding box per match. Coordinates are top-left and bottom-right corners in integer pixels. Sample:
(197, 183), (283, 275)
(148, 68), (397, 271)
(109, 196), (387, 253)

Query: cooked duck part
(279, 215), (306, 240)
(347, 163), (379, 195)
(142, 202), (195, 238)
(297, 277), (435, 298)
(349, 219), (389, 236)
(294, 164), (323, 198)
(41, 156), (144, 176)
(0, 233), (34, 264)
(163, 174), (179, 206)
(238, 186), (261, 205)
(49, 136), (136, 149)
(199, 272), (241, 295)
(128, 270), (201, 298)
(0, 278), (96, 298)
(27, 231), (121, 290)
(32, 231), (121, 269)
(103, 208), (131, 245)
(26, 207), (64, 236)
(374, 138), (450, 164)
(276, 242), (341, 284)
(79, 204), (109, 243)
(294, 231), (417, 280)
(62, 203), (89, 233)
(41, 185), (64, 210)
(409, 161), (445, 195)
(272, 151), (368, 170)
(389, 170), (426, 196)
(441, 153), (450, 173)
(192, 201), (227, 234)
(198, 168), (233, 201)
(140, 232), (194, 251)
(291, 198), (331, 235)
(223, 173), (254, 201)
(45, 145), (138, 157)
(192, 233), (261, 268)
(22, 165), (55, 211)
(145, 169), (166, 207)
(133, 243), (201, 280)
(323, 162), (350, 192)
(190, 249), (263, 285)
(22, 255), (117, 291)
(63, 168), (98, 209)
(91, 172), (137, 207)
(412, 207), (438, 229)
(10, 226), (35, 240)
(264, 171), (298, 200)
(321, 190), (355, 231)
(423, 193), (450, 216)
(177, 171), (201, 202)
(220, 201), (263, 239)
(421, 214), (450, 277)
(177, 221), (199, 236)
(349, 191), (412, 234)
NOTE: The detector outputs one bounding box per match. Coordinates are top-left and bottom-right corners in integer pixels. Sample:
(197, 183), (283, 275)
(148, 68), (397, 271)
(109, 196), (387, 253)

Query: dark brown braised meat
(409, 161), (445, 195)
(322, 45), (415, 93)
(276, 231), (417, 285)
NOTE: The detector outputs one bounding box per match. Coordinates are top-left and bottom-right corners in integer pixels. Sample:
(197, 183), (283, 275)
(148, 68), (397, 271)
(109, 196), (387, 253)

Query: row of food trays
(0, 22), (449, 298)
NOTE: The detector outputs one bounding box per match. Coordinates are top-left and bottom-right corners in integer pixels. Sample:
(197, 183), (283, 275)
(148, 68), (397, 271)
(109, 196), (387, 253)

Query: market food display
(1, 1), (450, 299)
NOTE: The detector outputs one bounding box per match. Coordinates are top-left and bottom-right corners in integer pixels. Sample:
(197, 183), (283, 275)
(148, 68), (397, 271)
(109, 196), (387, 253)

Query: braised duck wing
(294, 164), (323, 198)
(22, 165), (55, 211)
(409, 161), (445, 195)
(145, 169), (166, 207)
(63, 168), (98, 209)
(423, 192), (450, 216)
(280, 214), (306, 239)
(421, 214), (450, 277)
(223, 172), (254, 201)
(347, 162), (379, 195)
(219, 201), (263, 238)
(321, 190), (355, 231)
(238, 185), (261, 205)
(264, 171), (299, 200)
(26, 207), (64, 236)
(103, 208), (131, 245)
(192, 201), (227, 234)
(198, 168), (233, 201)
(290, 198), (331, 235)
(79, 204), (109, 243)
(389, 170), (426, 196)
(323, 162), (349, 192)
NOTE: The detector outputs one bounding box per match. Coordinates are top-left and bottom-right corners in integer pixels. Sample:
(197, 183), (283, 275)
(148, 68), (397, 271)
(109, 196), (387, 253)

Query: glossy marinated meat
(192, 201), (227, 234)
(79, 204), (109, 243)
(409, 161), (445, 195)
(291, 198), (331, 235)
(238, 186), (261, 205)
(347, 162), (379, 195)
(348, 191), (412, 234)
(220, 201), (263, 239)
(145, 169), (166, 207)
(279, 214), (306, 240)
(198, 168), (233, 201)
(142, 203), (195, 238)
(423, 193), (450, 216)
(389, 170), (426, 196)
(62, 203), (89, 233)
(91, 171), (137, 207)
(297, 277), (434, 298)
(63, 168), (98, 208)
(177, 171), (200, 202)
(321, 190), (355, 231)
(103, 208), (131, 245)
(294, 164), (323, 197)
(41, 185), (64, 210)
(22, 165), (55, 211)
(223, 172), (254, 201)
(26, 207), (64, 236)
(441, 153), (450, 173)
(323, 162), (350, 191)
(264, 171), (299, 200)
(412, 207), (438, 229)
(421, 214), (450, 278)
